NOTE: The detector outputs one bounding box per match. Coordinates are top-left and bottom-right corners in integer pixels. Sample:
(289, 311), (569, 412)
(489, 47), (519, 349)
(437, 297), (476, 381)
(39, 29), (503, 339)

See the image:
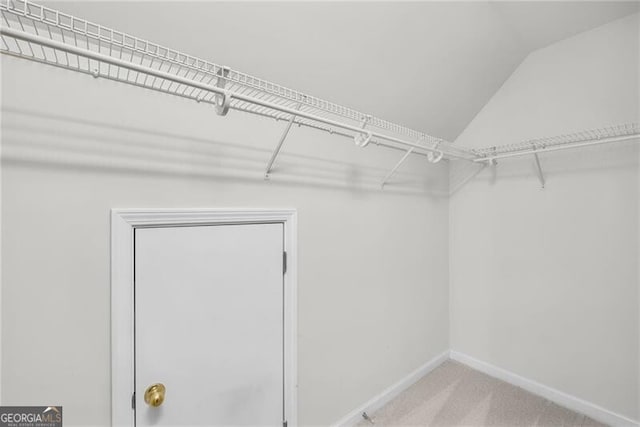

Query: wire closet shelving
(1, 0), (638, 187)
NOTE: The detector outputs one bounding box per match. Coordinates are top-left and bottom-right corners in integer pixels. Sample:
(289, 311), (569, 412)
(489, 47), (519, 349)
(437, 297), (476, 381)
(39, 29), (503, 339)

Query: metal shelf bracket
(532, 143), (546, 188)
(354, 115), (373, 148)
(449, 163), (487, 195)
(381, 147), (415, 189)
(487, 147), (498, 166)
(214, 66), (231, 116)
(427, 140), (444, 163)
(264, 104), (302, 179)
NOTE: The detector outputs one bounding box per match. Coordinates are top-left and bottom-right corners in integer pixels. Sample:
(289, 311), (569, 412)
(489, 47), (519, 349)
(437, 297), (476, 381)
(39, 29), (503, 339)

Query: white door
(134, 223), (285, 426)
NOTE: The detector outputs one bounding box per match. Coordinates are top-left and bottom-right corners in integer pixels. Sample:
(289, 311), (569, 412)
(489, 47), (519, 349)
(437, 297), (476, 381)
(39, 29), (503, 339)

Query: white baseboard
(450, 351), (639, 427)
(332, 350), (450, 427)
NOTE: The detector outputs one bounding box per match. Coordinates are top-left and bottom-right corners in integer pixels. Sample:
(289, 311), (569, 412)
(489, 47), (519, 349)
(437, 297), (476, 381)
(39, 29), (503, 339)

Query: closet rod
(474, 133), (639, 162)
(0, 25), (474, 162)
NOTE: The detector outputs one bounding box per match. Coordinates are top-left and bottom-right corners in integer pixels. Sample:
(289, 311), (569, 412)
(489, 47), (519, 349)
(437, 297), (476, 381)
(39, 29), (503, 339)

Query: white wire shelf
(1, 0), (638, 178)
(472, 123), (640, 162)
(0, 0), (477, 163)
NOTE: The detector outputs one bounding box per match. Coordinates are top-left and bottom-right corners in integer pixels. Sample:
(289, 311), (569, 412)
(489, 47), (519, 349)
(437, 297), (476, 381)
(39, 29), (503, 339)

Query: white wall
(0, 56), (450, 425)
(3, 5), (638, 426)
(450, 13), (639, 421)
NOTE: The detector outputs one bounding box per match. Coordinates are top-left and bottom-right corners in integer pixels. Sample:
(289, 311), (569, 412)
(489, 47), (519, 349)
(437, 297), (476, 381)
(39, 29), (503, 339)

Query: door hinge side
(131, 392), (136, 410)
(283, 251), (287, 275)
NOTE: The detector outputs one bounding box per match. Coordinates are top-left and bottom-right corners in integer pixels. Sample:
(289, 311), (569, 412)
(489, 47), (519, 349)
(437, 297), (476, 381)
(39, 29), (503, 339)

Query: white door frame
(111, 208), (298, 427)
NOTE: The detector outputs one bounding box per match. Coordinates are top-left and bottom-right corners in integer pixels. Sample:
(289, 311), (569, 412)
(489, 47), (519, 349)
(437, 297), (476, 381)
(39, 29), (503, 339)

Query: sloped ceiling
(53, 1), (639, 141)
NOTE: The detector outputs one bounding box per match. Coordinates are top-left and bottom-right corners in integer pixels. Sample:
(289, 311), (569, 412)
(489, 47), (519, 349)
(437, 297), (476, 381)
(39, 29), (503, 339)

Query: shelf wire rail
(472, 123), (639, 162)
(0, 0), (476, 166)
(1, 0), (639, 181)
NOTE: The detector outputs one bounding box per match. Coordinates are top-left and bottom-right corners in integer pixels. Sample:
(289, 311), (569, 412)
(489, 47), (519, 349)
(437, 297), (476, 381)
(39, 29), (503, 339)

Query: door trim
(111, 208), (298, 427)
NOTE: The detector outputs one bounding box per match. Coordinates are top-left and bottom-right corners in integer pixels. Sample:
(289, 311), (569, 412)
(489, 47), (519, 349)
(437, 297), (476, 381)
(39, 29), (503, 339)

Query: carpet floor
(356, 360), (607, 427)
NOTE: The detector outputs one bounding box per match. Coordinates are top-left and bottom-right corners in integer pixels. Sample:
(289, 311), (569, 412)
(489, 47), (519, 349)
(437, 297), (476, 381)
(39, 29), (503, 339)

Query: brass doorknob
(144, 383), (166, 407)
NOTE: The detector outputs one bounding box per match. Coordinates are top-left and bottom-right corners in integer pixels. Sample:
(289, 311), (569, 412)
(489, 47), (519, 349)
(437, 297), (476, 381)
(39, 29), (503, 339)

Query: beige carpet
(356, 361), (607, 427)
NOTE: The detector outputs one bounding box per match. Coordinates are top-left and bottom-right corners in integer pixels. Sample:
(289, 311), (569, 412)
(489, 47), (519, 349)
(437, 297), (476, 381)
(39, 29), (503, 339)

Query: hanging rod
(0, 0), (476, 164)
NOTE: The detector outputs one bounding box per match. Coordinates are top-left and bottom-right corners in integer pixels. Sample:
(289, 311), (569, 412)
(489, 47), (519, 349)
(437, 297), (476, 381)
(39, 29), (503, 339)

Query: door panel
(135, 223), (284, 426)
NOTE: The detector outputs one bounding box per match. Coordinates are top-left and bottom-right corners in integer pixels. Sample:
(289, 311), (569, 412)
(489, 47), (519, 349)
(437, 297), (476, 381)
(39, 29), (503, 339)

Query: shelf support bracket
(449, 163), (487, 196)
(381, 148), (414, 189)
(214, 66), (231, 116)
(532, 144), (545, 188)
(486, 146), (498, 166)
(354, 115), (373, 148)
(427, 140), (444, 163)
(264, 104), (301, 179)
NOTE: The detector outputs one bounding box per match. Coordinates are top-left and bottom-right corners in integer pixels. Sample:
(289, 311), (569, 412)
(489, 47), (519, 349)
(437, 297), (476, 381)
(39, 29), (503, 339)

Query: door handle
(144, 383), (166, 407)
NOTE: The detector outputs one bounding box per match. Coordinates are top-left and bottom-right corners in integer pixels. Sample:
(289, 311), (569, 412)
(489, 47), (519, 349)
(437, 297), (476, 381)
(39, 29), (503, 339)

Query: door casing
(111, 208), (298, 427)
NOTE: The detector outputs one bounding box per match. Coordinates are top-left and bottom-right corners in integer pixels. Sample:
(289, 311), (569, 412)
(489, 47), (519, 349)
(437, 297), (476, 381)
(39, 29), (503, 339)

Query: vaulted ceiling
(53, 1), (639, 141)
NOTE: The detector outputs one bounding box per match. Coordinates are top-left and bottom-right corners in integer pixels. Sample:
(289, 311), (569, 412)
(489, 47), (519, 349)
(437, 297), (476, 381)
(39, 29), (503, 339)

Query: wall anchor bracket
(214, 66), (231, 116)
(485, 146), (498, 166)
(381, 147), (414, 188)
(354, 115), (373, 148)
(264, 104), (301, 179)
(427, 140), (444, 163)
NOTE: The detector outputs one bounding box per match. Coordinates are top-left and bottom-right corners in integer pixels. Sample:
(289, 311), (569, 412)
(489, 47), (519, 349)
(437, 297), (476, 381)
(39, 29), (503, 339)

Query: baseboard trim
(450, 351), (639, 427)
(332, 350), (450, 427)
